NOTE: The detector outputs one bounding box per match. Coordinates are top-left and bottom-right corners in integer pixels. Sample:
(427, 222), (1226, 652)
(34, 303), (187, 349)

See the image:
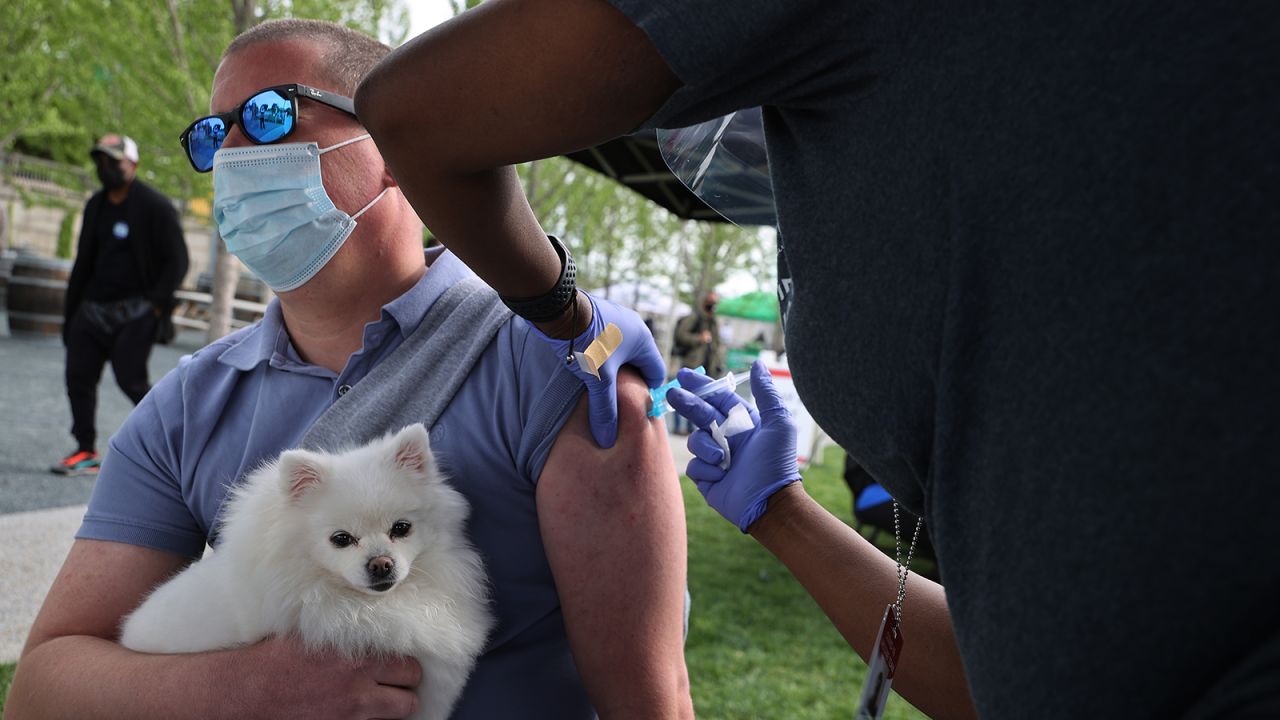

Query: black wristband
(499, 235), (577, 322)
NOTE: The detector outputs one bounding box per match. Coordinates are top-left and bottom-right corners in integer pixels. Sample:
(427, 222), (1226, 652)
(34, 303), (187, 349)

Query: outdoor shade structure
(565, 130), (773, 228)
(565, 107), (773, 226)
(716, 290), (779, 322)
(564, 130), (726, 222)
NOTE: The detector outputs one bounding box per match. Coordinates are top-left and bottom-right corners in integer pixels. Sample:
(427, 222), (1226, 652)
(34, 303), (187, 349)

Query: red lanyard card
(854, 604), (903, 720)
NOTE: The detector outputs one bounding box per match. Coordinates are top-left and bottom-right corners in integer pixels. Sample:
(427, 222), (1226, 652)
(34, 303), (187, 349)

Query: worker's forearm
(749, 485), (977, 720)
(355, 21), (563, 302)
(4, 635), (247, 720)
(374, 161), (592, 339)
(399, 164), (561, 297)
(356, 0), (678, 312)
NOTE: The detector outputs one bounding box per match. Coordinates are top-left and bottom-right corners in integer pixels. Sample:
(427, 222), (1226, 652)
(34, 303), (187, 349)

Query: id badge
(853, 604), (903, 720)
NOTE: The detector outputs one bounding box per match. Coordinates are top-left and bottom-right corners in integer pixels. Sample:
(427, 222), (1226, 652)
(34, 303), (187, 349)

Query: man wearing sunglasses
(7, 19), (691, 720)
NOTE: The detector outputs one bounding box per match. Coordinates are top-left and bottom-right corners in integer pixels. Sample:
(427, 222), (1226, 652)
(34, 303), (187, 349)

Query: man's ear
(278, 449), (324, 500)
(389, 423), (434, 477)
(380, 158), (398, 188)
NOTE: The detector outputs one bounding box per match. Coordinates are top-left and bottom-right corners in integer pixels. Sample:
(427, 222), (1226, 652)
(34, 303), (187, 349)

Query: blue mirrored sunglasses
(179, 83), (356, 172)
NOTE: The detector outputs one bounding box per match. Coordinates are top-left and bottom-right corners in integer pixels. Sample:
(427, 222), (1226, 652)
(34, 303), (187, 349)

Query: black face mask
(95, 160), (126, 190)
(704, 303), (716, 313)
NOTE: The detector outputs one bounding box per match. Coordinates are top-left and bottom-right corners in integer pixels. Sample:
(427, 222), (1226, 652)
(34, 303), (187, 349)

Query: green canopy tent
(714, 290), (780, 372)
(716, 290), (778, 322)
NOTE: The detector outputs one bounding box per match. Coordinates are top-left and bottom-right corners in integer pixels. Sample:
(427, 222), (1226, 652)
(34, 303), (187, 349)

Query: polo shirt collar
(383, 247), (479, 336)
(215, 247), (477, 371)
(214, 298), (286, 371)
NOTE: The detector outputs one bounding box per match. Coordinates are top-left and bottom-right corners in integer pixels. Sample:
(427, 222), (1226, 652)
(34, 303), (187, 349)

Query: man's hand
(700, 330), (712, 343)
(6, 540), (422, 720)
(232, 635), (422, 720)
(530, 291), (666, 448)
(667, 360), (803, 532)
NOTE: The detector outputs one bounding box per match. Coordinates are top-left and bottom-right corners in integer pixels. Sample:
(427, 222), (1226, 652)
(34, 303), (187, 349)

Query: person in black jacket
(52, 134), (188, 475)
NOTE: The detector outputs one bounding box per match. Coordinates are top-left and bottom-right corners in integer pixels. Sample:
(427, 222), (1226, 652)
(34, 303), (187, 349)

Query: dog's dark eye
(330, 531), (355, 548)
(390, 521), (412, 539)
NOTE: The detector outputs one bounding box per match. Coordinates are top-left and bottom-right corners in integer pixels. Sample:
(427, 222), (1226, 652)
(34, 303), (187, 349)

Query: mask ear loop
(316, 132), (388, 220)
(317, 133), (372, 155)
(351, 186), (391, 220)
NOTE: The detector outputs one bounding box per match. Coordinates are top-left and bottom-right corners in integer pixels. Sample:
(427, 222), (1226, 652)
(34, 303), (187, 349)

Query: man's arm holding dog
(3, 540), (421, 720)
(538, 370), (694, 719)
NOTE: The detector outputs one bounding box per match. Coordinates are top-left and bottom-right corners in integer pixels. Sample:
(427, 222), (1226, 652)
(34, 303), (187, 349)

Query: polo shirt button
(337, 384), (352, 396)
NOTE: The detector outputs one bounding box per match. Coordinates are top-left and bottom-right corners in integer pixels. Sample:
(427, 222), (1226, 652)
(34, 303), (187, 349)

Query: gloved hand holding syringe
(658, 361), (803, 533)
(649, 368), (755, 474)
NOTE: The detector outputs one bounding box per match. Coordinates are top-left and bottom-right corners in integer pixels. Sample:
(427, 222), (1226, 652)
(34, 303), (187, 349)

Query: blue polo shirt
(79, 248), (594, 718)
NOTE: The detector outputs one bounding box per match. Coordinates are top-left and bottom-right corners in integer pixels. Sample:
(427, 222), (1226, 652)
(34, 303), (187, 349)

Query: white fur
(120, 424), (493, 720)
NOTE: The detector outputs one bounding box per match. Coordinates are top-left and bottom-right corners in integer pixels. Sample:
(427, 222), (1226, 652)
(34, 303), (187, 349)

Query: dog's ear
(278, 449), (324, 500)
(390, 423), (434, 477)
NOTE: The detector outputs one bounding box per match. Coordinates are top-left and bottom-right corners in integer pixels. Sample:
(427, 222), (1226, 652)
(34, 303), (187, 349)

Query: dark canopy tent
(563, 109), (775, 227)
(564, 130), (727, 222)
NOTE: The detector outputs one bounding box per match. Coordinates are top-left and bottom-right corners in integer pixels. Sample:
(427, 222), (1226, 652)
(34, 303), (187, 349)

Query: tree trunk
(206, 224), (238, 342)
(207, 0), (257, 342)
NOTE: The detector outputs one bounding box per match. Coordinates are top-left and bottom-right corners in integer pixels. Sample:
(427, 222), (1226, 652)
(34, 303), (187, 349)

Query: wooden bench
(172, 289), (268, 332)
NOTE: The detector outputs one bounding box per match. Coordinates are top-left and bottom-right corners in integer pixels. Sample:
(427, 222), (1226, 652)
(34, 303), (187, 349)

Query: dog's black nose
(367, 555), (395, 580)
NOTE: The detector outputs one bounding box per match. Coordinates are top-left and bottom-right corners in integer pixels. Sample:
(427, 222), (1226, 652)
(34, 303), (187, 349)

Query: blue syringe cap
(647, 378), (681, 418)
(647, 367), (708, 418)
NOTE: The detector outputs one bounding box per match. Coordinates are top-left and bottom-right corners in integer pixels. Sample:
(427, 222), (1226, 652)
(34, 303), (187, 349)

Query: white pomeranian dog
(120, 423), (493, 720)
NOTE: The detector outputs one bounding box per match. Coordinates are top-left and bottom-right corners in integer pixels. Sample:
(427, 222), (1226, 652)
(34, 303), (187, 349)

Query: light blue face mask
(212, 134), (390, 292)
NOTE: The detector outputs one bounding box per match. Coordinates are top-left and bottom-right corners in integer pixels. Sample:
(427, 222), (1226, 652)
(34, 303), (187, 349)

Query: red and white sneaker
(51, 450), (101, 476)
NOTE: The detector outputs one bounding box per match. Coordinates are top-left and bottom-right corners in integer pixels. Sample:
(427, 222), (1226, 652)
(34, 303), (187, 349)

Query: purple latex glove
(666, 360), (802, 532)
(529, 291), (666, 448)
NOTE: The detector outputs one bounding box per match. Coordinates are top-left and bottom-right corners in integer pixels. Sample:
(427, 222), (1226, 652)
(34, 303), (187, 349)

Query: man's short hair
(223, 19), (391, 96)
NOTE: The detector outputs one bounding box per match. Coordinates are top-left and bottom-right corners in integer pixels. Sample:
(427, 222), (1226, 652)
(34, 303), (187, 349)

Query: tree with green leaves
(2, 0), (409, 340)
(4, 0), (771, 345)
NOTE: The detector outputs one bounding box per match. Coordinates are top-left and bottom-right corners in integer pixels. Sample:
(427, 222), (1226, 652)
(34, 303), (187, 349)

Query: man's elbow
(594, 668), (694, 720)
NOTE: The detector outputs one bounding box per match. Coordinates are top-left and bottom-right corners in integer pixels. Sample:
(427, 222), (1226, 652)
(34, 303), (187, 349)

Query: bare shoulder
(553, 368), (671, 478)
(538, 369), (678, 521)
(22, 539), (189, 654)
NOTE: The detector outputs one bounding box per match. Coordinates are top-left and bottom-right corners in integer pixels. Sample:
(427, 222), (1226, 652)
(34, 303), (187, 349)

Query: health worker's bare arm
(355, 0), (680, 333)
(749, 486), (978, 720)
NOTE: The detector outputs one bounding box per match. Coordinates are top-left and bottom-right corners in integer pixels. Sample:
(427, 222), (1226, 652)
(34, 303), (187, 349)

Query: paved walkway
(0, 505), (85, 661)
(0, 308), (694, 663)
(0, 310), (204, 662)
(0, 325), (198, 514)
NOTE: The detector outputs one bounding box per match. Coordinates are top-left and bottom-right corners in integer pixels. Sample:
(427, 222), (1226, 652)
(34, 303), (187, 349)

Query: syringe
(647, 368), (751, 418)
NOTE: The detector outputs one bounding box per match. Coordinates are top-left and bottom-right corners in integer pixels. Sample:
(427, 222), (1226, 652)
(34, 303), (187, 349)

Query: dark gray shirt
(608, 0), (1280, 716)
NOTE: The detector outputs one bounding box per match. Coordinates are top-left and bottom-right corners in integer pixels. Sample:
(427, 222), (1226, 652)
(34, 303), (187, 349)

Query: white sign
(758, 351), (818, 469)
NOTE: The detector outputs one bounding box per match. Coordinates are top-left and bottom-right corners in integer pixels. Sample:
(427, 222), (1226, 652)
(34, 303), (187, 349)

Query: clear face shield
(656, 107), (777, 228)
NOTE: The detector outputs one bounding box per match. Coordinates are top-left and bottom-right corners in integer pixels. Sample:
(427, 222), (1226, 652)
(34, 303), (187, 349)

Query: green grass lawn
(0, 662), (12, 709)
(0, 447), (931, 719)
(683, 445), (930, 719)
